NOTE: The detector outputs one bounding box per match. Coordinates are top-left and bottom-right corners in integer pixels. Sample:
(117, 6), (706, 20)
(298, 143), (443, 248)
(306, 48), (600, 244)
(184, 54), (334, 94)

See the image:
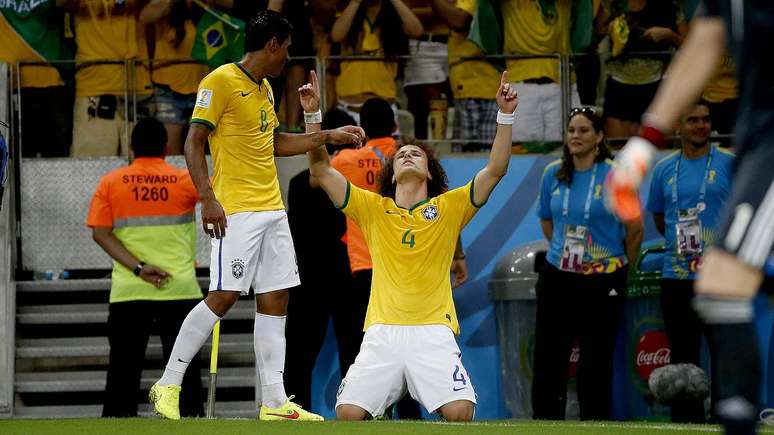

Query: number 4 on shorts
(453, 365), (467, 386)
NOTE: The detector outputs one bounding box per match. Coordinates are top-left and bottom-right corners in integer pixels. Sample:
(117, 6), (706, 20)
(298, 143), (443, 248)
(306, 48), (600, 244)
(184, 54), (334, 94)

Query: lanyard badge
(676, 208), (702, 256)
(558, 164), (597, 272)
(560, 224), (588, 272)
(672, 148), (713, 257)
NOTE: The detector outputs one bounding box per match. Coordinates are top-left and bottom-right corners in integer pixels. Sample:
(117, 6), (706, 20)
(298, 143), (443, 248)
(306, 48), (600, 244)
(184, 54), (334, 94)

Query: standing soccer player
(606, 3), (774, 434)
(299, 69), (517, 420)
(149, 10), (363, 421)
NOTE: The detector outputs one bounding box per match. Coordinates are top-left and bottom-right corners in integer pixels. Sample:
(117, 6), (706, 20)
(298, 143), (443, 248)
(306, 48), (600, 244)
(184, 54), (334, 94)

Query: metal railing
(14, 49), (734, 153)
(0, 61), (15, 418)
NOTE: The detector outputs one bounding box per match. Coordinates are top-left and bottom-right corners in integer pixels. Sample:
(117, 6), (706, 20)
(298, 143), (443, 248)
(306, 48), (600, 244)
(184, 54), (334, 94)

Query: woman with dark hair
(532, 107), (643, 420)
(330, 0), (423, 122)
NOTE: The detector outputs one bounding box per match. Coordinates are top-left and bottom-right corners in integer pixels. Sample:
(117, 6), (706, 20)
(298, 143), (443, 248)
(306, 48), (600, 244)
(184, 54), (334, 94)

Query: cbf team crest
(231, 258), (245, 279)
(422, 205), (439, 221)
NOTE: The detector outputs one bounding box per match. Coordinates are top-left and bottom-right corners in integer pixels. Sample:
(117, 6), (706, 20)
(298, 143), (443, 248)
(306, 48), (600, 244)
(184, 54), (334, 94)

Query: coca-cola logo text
(636, 348), (670, 366)
(634, 330), (671, 382)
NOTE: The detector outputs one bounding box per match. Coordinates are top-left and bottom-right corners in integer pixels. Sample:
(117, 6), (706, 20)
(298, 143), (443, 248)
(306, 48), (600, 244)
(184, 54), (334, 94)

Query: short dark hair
(360, 98), (395, 139)
(322, 108), (357, 154)
(131, 118), (167, 157)
(378, 140), (448, 199)
(244, 10), (293, 53)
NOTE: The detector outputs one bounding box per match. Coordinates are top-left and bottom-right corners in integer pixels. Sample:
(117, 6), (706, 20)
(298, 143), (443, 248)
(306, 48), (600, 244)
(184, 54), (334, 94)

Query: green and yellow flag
(191, 6), (245, 68)
(0, 0), (73, 75)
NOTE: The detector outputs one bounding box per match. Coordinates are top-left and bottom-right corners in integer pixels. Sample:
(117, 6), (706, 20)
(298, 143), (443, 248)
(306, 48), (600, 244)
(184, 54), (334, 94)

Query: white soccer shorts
(209, 210), (300, 294)
(335, 324), (477, 417)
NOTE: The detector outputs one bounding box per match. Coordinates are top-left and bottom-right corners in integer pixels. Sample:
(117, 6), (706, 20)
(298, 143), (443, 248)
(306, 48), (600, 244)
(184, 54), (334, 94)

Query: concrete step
(15, 367), (255, 393)
(15, 277), (210, 293)
(12, 401), (257, 419)
(16, 334), (254, 359)
(17, 300), (256, 325)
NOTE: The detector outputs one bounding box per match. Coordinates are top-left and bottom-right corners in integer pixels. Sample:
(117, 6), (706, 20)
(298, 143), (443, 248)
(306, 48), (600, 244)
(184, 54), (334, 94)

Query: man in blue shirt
(647, 102), (734, 423)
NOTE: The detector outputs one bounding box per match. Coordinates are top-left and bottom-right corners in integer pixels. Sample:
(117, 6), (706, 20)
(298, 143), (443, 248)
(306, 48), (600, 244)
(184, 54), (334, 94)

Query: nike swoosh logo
(453, 386), (467, 392)
(241, 91), (253, 97)
(385, 211), (401, 215)
(177, 358), (190, 364)
(266, 410), (300, 419)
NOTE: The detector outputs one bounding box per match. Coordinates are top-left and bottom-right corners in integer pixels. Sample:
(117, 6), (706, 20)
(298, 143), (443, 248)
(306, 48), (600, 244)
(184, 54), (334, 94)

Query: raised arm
(299, 71), (359, 206)
(428, 0), (471, 32)
(139, 0), (172, 24)
(390, 0), (424, 38)
(331, 0), (361, 43)
(472, 71), (518, 206)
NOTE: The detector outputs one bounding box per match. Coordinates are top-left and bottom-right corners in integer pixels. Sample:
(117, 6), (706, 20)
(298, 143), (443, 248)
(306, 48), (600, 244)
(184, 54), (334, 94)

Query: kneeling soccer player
(301, 69), (518, 420)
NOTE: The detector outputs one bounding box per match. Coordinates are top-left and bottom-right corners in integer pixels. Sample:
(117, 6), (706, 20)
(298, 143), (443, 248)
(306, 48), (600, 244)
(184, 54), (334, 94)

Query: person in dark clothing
(284, 108), (361, 411)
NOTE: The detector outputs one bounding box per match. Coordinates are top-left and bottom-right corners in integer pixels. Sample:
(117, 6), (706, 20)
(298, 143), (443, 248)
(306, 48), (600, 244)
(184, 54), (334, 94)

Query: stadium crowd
(2, 0), (760, 430)
(1, 0), (737, 158)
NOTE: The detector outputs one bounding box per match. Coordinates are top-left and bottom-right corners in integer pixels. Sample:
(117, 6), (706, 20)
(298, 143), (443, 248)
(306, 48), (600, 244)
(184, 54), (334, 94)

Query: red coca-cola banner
(634, 330), (671, 382)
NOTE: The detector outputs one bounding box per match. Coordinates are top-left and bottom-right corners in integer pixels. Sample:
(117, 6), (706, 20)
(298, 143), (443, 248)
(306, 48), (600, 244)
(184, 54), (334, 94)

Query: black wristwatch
(133, 262), (146, 276)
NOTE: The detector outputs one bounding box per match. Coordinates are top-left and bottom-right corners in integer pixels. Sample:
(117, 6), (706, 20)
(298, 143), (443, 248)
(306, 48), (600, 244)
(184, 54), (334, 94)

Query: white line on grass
(386, 420), (724, 432)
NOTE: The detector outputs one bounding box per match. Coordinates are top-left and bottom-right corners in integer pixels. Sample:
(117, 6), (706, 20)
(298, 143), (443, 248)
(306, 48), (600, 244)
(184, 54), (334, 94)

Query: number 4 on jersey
(401, 229), (415, 248)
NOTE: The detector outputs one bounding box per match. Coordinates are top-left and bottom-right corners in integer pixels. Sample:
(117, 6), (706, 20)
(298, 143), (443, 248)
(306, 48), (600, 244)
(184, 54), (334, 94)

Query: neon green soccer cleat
(259, 396), (324, 421)
(149, 382), (181, 420)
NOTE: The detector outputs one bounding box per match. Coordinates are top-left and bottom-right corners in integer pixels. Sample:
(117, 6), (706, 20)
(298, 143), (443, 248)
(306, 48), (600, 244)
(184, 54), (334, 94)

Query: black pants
(532, 264), (627, 420)
(102, 299), (203, 417)
(660, 278), (711, 423)
(284, 269), (367, 410)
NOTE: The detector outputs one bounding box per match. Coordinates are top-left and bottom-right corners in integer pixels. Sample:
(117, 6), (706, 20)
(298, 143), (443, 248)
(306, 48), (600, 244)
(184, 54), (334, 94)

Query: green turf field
(2, 419), (774, 435)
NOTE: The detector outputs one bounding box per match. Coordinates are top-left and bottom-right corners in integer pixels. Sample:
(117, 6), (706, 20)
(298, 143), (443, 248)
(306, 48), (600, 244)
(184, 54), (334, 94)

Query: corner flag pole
(206, 320), (221, 418)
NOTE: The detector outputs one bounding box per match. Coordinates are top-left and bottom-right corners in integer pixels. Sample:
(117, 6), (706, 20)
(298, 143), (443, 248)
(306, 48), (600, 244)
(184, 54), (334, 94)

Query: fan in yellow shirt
(71, 0), (155, 157)
(500, 0), (580, 143)
(305, 66), (518, 421)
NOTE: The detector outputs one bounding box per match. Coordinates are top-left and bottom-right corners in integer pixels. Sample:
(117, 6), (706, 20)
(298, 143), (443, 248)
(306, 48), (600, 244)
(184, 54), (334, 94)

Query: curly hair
(556, 110), (612, 185)
(378, 140), (448, 200)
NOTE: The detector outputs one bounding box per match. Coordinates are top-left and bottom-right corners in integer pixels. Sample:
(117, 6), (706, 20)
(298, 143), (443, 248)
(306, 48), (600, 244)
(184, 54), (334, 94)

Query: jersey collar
(395, 197), (431, 212)
(234, 62), (263, 88)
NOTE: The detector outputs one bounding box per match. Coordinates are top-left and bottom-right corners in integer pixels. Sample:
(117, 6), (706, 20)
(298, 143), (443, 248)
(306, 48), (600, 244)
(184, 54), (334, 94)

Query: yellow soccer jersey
(339, 181), (481, 335)
(502, 0), (572, 84)
(191, 63), (283, 214)
(448, 0), (500, 100)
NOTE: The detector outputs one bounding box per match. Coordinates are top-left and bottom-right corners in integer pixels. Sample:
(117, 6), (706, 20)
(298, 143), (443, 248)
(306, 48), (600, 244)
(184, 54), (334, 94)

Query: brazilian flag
(0, 0), (73, 79)
(191, 9), (245, 68)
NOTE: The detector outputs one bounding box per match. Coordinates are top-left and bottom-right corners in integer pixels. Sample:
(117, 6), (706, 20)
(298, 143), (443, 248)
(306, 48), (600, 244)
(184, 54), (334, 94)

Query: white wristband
(496, 110), (515, 125)
(304, 110), (322, 124)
